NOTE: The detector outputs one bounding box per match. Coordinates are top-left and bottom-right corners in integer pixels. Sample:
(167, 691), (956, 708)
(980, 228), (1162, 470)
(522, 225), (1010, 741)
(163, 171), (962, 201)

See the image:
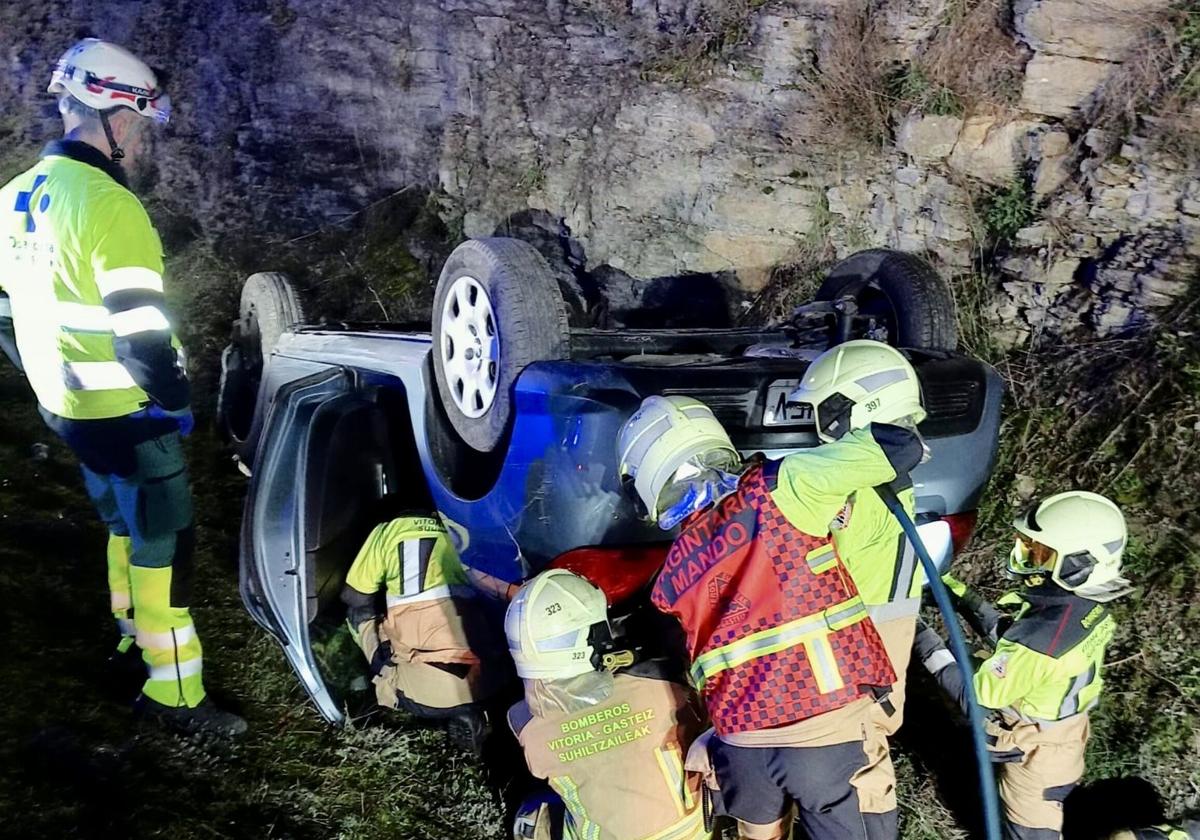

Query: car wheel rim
(440, 274), (499, 419)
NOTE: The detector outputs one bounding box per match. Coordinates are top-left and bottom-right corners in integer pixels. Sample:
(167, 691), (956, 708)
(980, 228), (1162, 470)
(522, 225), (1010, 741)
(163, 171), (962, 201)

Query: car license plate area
(763, 379), (815, 427)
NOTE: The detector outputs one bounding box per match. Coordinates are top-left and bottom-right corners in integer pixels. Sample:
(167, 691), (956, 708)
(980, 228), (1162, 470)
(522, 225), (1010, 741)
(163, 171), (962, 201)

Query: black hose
(876, 485), (1003, 840)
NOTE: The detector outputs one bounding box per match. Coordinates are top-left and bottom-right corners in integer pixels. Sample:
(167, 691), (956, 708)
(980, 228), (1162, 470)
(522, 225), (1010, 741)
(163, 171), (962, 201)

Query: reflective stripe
(402, 538), (421, 596)
(137, 623), (197, 651)
(855, 369), (908, 391)
(147, 656), (202, 682)
(691, 597), (867, 688)
(0, 296), (11, 318)
(109, 304), (170, 336)
(62, 360), (136, 390)
(653, 746), (687, 818)
(116, 617), (137, 637)
(56, 301), (111, 332)
(643, 807), (706, 840)
(806, 544), (838, 574)
(888, 536), (917, 601)
(806, 635), (844, 693)
(95, 266), (164, 297)
(386, 583), (475, 608)
(553, 775), (601, 840)
(1058, 664), (1096, 718)
(110, 591), (132, 611)
(868, 597), (920, 624)
(925, 649), (955, 673)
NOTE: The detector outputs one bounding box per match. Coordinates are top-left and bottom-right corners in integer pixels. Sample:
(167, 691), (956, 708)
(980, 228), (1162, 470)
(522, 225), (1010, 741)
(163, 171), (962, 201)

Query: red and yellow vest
(651, 460), (895, 735)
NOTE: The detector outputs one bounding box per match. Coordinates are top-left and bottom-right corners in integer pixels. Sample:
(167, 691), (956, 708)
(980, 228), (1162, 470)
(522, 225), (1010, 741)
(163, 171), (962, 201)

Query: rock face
(0, 0), (1194, 343)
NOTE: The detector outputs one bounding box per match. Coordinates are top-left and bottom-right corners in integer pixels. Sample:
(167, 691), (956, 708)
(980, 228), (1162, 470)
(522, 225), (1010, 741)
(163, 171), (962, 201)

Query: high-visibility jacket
(651, 427), (910, 735)
(509, 669), (710, 840)
(0, 140), (187, 419)
(1111, 821), (1200, 840)
(930, 581), (1118, 724)
(345, 515), (496, 667)
(831, 484), (922, 623)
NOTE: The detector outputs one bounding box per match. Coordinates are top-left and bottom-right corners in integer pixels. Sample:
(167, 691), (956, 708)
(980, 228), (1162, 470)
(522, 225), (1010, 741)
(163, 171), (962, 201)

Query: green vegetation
(639, 0), (771, 85)
(981, 179), (1036, 244)
(889, 65), (964, 117)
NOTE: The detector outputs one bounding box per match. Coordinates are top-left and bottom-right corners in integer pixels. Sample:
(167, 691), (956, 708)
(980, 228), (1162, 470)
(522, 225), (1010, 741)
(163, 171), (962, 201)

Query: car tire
(816, 249), (957, 350)
(217, 272), (305, 455)
(432, 238), (570, 453)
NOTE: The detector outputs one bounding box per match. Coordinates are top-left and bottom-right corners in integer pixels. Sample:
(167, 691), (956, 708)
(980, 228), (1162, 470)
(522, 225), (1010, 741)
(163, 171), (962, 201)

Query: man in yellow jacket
(915, 491), (1132, 839)
(0, 39), (242, 735)
(340, 512), (510, 749)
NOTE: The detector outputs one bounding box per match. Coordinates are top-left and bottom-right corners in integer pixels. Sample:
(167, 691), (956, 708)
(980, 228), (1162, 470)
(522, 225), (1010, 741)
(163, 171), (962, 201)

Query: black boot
(446, 709), (490, 757)
(135, 695), (248, 737)
(103, 641), (146, 701)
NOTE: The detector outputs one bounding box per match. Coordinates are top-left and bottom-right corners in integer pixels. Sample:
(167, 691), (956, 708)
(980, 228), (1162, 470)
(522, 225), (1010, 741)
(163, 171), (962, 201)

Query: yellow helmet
(616, 395), (740, 523)
(787, 340), (925, 443)
(1010, 491), (1130, 598)
(504, 570), (611, 680)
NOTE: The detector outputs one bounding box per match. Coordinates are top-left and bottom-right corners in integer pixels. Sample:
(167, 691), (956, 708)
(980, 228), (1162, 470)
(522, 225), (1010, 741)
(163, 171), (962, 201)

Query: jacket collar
(41, 139), (129, 189)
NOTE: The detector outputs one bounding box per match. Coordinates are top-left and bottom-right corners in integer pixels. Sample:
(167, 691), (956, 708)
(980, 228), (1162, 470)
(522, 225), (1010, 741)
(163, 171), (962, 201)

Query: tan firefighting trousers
(991, 713), (1090, 839)
(847, 615), (916, 820)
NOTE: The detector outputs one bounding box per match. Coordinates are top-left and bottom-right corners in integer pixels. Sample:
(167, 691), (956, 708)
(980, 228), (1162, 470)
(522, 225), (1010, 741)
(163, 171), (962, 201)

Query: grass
(638, 0), (770, 85)
(0, 365), (507, 839)
(1086, 3), (1200, 160)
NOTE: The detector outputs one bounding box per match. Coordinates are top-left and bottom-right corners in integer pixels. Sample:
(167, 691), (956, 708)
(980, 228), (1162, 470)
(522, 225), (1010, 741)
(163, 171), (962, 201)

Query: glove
(135, 404), (194, 437)
(913, 620), (955, 675)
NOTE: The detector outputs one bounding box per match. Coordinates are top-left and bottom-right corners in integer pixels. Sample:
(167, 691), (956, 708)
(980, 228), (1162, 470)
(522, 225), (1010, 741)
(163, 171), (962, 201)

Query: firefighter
(617, 340), (928, 840)
(787, 340), (932, 836)
(0, 39), (244, 735)
(914, 491), (1133, 840)
(1110, 821), (1200, 840)
(505, 569), (710, 840)
(340, 512), (511, 750)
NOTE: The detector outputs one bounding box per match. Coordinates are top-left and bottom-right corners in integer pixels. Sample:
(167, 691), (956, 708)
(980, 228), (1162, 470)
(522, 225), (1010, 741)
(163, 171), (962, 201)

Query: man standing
(0, 39), (243, 735)
(617, 340), (927, 840)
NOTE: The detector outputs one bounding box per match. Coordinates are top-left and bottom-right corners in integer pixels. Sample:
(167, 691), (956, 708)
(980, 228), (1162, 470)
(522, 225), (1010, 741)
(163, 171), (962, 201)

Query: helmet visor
(656, 456), (740, 530)
(1007, 535), (1057, 577)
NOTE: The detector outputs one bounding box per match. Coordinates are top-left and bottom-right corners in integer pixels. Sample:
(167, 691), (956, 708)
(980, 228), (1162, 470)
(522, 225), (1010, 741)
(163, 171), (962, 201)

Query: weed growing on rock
(982, 179), (1035, 244)
(889, 65), (964, 117)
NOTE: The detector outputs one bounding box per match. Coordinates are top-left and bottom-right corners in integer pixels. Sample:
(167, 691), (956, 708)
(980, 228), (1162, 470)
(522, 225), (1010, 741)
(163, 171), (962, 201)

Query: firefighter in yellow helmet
(785, 340), (932, 836)
(505, 569), (711, 840)
(0, 39), (243, 735)
(617, 340), (929, 840)
(914, 491), (1133, 840)
(340, 512), (512, 750)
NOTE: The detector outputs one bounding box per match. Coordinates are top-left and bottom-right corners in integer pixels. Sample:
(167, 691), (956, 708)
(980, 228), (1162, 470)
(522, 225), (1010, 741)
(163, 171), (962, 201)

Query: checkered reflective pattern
(671, 462), (896, 735)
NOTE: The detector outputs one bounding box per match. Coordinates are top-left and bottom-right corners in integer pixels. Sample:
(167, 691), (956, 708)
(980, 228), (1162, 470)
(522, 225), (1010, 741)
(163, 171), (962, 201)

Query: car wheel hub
(440, 275), (499, 419)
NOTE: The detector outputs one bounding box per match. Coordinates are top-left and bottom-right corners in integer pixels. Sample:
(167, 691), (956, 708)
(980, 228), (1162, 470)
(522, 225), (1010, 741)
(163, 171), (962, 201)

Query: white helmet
(48, 39), (171, 125)
(505, 570), (615, 681)
(1010, 491), (1130, 598)
(787, 340), (925, 443)
(617, 395), (740, 523)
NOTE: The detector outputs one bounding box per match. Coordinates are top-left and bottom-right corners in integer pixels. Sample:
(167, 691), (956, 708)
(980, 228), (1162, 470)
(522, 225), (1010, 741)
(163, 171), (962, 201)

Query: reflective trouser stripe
(95, 266), (164, 297)
(116, 617), (137, 636)
(1058, 665), (1096, 718)
(690, 597), (868, 691)
(553, 776), (602, 840)
(131, 564), (205, 707)
(654, 746), (687, 817)
(63, 360), (137, 390)
(137, 623), (197, 650)
(148, 656), (203, 682)
(0, 296), (10, 318)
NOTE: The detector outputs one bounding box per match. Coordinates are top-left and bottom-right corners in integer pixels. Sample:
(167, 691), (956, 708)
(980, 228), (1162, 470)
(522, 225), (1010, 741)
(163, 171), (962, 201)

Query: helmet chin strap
(98, 109), (125, 161)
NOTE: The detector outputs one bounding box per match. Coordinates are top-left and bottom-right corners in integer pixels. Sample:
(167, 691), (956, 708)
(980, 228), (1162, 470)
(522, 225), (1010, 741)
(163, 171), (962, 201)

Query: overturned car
(217, 239), (1003, 724)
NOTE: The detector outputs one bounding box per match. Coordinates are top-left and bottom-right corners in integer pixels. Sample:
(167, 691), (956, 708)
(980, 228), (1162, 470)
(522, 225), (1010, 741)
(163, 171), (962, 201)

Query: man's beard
(125, 155), (159, 194)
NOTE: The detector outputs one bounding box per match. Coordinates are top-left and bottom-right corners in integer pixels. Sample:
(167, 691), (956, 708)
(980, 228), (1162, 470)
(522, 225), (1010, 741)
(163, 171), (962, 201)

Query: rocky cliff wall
(1, 0), (1196, 343)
